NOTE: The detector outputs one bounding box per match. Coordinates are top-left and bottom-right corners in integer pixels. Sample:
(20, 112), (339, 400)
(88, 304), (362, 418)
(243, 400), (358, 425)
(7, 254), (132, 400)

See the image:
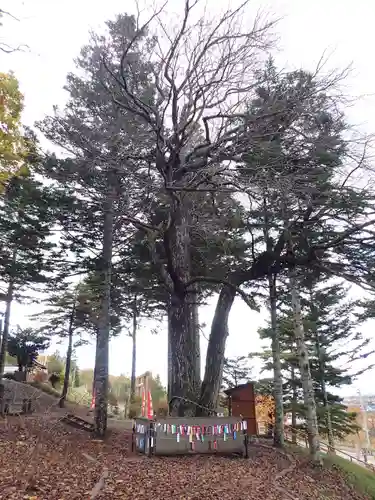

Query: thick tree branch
(185, 276), (258, 310)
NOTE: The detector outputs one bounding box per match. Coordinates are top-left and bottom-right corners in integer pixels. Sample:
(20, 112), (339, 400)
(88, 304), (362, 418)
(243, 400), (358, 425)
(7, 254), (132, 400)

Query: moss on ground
(284, 441), (375, 499)
(323, 454), (375, 499)
(28, 380), (61, 398)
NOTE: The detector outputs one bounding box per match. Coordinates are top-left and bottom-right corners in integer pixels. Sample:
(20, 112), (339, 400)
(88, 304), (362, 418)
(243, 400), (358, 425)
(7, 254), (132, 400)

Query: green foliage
(254, 378), (274, 397)
(73, 366), (80, 388)
(73, 275), (123, 337)
(324, 454), (375, 500)
(9, 14), (375, 434)
(316, 405), (360, 441)
(222, 356), (252, 390)
(150, 374), (167, 405)
(46, 351), (65, 374)
(109, 374), (130, 403)
(128, 396), (142, 419)
(29, 380), (61, 398)
(0, 72), (28, 185)
(0, 156), (67, 312)
(45, 351), (80, 391)
(7, 327), (50, 371)
(80, 369), (94, 390)
(36, 285), (96, 340)
(67, 386), (92, 406)
(107, 390), (118, 408)
(258, 279), (367, 440)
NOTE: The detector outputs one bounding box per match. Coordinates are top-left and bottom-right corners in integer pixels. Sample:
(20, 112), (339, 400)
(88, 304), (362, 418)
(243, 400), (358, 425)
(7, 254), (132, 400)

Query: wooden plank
(62, 413), (94, 432)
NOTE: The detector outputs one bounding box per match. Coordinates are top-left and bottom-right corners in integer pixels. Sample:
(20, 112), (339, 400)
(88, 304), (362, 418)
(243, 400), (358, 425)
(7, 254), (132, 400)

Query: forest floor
(0, 412), (372, 500)
(0, 381), (373, 500)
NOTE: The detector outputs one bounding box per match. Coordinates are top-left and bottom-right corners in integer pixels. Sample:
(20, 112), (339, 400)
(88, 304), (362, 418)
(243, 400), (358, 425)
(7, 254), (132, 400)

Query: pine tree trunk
(198, 285), (236, 414)
(308, 290), (335, 453)
(291, 366), (297, 445)
(59, 300), (76, 408)
(130, 297), (137, 405)
(311, 307), (335, 453)
(0, 249), (16, 415)
(289, 270), (320, 462)
(91, 333), (99, 401)
(169, 294), (200, 415)
(322, 384), (335, 453)
(190, 291), (201, 384)
(168, 203), (200, 416)
(93, 191), (114, 437)
(269, 274), (284, 447)
(167, 303), (172, 403)
(166, 294), (200, 410)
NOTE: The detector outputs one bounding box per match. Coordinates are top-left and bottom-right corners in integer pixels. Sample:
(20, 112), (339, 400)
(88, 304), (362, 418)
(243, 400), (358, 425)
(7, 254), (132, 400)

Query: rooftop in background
(33, 360), (47, 370)
(224, 382), (255, 396)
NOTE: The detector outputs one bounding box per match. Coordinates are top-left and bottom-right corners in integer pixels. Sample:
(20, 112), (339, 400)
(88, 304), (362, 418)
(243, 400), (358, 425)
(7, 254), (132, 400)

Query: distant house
(3, 360), (47, 382)
(26, 360), (48, 382)
(135, 371), (152, 398)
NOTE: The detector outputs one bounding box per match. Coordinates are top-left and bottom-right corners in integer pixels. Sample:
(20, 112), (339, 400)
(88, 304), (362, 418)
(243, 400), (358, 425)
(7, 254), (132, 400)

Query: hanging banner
(141, 387), (146, 417)
(147, 390), (153, 419)
(90, 391), (95, 410)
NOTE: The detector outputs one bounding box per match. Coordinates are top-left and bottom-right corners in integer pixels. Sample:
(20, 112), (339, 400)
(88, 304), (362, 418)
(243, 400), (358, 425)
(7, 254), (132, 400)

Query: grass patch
(28, 380), (61, 398)
(285, 442), (375, 498)
(324, 454), (375, 499)
(66, 386), (92, 406)
(285, 442), (310, 456)
(28, 381), (92, 409)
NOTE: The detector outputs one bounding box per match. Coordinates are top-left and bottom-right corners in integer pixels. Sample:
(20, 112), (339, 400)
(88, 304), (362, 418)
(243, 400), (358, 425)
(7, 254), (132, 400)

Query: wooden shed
(224, 383), (257, 436)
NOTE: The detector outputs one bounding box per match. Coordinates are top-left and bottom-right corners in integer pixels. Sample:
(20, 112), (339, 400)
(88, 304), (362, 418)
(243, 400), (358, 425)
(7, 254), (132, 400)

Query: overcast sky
(1, 0), (375, 396)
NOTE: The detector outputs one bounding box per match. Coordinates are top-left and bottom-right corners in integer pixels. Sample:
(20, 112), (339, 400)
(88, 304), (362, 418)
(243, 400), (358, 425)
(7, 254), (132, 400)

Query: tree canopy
(0, 73), (28, 186)
(7, 327), (50, 372)
(0, 3), (374, 458)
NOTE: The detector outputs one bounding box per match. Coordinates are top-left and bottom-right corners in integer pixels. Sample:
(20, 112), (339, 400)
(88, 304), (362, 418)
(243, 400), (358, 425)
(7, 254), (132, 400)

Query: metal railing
(284, 425), (375, 472)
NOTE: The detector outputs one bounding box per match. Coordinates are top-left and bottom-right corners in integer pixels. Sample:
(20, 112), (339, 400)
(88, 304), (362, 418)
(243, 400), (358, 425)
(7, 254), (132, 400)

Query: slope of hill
(0, 381), (373, 499)
(1, 379), (58, 411)
(0, 410), (373, 500)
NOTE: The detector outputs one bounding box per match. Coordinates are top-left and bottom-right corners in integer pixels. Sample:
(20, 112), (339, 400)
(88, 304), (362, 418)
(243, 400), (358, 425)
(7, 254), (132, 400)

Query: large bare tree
(96, 0), (276, 415)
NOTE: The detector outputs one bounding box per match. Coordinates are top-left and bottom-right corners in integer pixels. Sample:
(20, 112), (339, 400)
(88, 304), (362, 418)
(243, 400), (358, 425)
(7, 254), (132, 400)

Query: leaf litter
(0, 414), (371, 500)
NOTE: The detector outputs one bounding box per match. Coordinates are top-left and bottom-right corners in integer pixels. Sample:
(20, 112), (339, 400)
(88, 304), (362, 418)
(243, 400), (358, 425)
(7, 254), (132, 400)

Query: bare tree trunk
(167, 303), (172, 403)
(169, 297), (200, 416)
(190, 290), (201, 385)
(0, 249), (16, 415)
(321, 375), (335, 453)
(289, 269), (320, 462)
(310, 299), (335, 453)
(269, 274), (284, 447)
(130, 296), (137, 405)
(92, 332), (99, 397)
(291, 366), (297, 445)
(59, 299), (76, 408)
(166, 291), (200, 411)
(94, 191), (114, 437)
(168, 203), (200, 416)
(198, 285), (235, 414)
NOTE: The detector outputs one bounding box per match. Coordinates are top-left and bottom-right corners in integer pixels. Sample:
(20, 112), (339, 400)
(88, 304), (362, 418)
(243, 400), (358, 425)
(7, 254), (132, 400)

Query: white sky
(1, 0), (375, 396)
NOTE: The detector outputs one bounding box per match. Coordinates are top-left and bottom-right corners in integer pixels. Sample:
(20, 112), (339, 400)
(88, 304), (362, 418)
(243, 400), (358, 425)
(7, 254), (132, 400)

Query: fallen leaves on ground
(0, 414), (371, 500)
